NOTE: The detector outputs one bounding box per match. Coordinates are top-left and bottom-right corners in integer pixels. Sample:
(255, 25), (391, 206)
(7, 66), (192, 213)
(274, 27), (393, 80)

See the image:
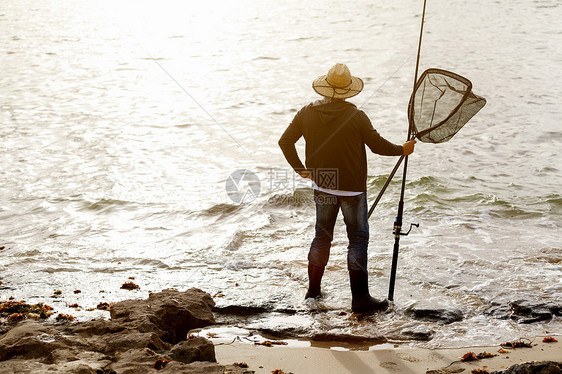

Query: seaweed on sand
(0, 300), (55, 321)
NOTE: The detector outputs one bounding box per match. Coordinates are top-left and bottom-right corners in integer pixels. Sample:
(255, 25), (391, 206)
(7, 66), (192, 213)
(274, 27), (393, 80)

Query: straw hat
(312, 63), (364, 99)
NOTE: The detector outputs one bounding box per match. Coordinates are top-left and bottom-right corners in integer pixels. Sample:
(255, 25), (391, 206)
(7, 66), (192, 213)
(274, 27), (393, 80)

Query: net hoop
(408, 68), (483, 143)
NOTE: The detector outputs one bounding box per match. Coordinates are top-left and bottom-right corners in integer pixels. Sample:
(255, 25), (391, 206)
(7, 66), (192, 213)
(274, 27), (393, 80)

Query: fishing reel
(393, 222), (419, 237)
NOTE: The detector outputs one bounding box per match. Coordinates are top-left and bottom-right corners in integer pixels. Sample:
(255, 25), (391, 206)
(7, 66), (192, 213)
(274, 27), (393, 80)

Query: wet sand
(216, 338), (561, 374)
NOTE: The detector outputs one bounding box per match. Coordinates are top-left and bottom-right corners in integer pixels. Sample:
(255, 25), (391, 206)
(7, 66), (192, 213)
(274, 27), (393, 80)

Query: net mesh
(409, 68), (486, 143)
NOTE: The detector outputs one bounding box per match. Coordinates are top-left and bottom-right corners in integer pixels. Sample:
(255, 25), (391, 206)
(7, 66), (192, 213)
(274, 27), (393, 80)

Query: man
(278, 63), (416, 313)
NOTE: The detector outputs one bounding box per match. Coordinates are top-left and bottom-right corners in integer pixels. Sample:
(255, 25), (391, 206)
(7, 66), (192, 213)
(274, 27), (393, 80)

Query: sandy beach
(216, 338), (562, 374)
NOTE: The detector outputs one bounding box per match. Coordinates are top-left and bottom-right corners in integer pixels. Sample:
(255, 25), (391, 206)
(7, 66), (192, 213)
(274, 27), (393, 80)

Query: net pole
(388, 0), (427, 301)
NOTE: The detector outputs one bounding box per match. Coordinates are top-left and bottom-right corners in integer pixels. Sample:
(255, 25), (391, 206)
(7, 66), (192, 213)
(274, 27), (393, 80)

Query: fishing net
(409, 68), (486, 143)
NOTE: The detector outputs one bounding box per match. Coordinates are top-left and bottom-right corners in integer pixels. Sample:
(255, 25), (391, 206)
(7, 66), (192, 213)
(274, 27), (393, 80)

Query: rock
(182, 361), (254, 374)
(519, 311), (554, 324)
(0, 288), (246, 374)
(169, 337), (216, 363)
(485, 302), (511, 319)
(310, 332), (386, 345)
(70, 319), (125, 336)
(254, 325), (311, 340)
(406, 308), (464, 324)
(398, 326), (433, 341)
(0, 320), (64, 361)
(485, 299), (562, 323)
(109, 288), (215, 344)
(92, 330), (170, 354)
(507, 300), (561, 324)
(0, 359), (65, 374)
(491, 360), (562, 374)
(108, 349), (249, 374)
(166, 361), (254, 374)
(213, 304), (271, 316)
(213, 295), (297, 317)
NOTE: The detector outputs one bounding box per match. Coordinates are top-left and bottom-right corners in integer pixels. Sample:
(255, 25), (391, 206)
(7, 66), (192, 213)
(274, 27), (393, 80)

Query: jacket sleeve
(358, 111), (404, 156)
(278, 110), (306, 172)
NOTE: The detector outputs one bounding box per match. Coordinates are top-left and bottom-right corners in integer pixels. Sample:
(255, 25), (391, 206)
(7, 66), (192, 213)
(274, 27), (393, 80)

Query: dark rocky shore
(1, 288), (560, 373)
(0, 288), (251, 373)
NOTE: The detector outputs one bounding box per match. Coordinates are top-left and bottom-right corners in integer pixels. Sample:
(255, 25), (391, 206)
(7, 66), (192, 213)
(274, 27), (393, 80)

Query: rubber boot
(304, 263), (325, 299)
(349, 269), (389, 313)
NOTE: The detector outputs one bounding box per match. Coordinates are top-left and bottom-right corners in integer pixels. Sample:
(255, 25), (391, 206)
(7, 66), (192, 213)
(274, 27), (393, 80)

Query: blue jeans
(308, 190), (369, 272)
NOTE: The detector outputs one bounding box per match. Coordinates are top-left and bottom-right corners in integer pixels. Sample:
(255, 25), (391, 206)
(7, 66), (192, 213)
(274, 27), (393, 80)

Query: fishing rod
(388, 0), (427, 301)
(368, 0), (486, 302)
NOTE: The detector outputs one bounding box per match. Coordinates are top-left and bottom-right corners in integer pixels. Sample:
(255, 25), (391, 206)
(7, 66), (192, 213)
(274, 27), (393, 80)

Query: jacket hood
(311, 99), (357, 124)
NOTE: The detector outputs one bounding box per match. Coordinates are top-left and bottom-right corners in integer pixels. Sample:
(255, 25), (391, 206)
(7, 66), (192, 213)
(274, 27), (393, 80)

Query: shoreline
(215, 339), (562, 374)
(1, 289), (560, 373)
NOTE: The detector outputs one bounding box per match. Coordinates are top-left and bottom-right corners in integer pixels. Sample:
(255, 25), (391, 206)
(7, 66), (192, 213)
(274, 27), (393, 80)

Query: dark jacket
(278, 99), (403, 192)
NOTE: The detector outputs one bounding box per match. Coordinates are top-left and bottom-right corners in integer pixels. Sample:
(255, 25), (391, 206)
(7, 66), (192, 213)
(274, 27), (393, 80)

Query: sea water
(1, 0), (561, 347)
